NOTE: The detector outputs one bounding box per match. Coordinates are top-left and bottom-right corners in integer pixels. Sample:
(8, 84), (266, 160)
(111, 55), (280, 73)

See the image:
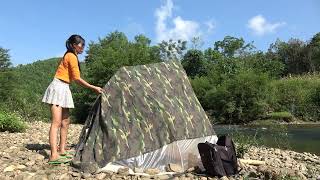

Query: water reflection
(213, 124), (320, 155)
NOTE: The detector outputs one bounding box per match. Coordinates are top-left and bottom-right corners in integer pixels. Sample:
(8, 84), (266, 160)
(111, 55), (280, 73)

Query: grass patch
(0, 110), (27, 133)
(267, 111), (294, 122)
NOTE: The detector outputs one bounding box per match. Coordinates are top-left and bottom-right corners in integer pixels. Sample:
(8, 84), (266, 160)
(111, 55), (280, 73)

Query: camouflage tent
(72, 60), (217, 172)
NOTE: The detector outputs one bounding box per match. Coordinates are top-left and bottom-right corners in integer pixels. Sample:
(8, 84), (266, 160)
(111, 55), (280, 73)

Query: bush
(232, 131), (255, 158)
(271, 75), (320, 121)
(206, 70), (272, 124)
(0, 58), (59, 121)
(266, 111), (294, 122)
(190, 76), (214, 109)
(0, 111), (27, 132)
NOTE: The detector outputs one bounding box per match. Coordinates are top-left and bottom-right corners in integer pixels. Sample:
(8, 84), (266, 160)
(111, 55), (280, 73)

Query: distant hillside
(3, 58), (60, 121)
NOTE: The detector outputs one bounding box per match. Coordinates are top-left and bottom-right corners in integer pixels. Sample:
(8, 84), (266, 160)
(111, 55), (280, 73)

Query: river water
(213, 124), (320, 155)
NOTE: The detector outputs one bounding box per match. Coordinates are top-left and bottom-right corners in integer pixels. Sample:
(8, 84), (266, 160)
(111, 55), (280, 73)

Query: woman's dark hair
(63, 34), (85, 72)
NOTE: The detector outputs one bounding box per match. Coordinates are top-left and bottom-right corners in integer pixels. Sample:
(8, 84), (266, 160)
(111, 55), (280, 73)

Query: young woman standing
(42, 34), (103, 163)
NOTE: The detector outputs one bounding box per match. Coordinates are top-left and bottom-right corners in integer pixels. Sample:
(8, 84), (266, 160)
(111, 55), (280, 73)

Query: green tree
(0, 47), (14, 104)
(134, 34), (151, 46)
(268, 38), (310, 75)
(0, 47), (11, 71)
(190, 76), (214, 109)
(85, 32), (161, 86)
(204, 47), (223, 62)
(308, 32), (320, 71)
(190, 36), (204, 50)
(205, 70), (271, 124)
(181, 49), (206, 78)
(214, 36), (254, 58)
(0, 71), (15, 103)
(199, 36), (257, 84)
(244, 51), (285, 78)
(158, 39), (187, 61)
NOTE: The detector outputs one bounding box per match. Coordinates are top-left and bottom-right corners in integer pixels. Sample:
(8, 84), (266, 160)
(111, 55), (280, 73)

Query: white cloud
(248, 15), (286, 36)
(204, 20), (215, 33)
(169, 16), (200, 40)
(155, 0), (174, 41)
(155, 0), (213, 42)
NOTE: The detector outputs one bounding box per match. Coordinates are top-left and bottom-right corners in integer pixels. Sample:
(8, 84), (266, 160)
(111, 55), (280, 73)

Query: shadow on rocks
(25, 143), (77, 151)
(25, 143), (50, 151)
(25, 143), (51, 159)
(25, 143), (78, 159)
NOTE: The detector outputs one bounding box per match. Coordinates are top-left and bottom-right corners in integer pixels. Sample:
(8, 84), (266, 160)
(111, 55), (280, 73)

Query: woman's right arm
(74, 78), (103, 94)
(66, 53), (103, 94)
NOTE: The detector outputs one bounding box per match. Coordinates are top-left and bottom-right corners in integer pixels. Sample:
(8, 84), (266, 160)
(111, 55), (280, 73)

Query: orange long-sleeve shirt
(55, 52), (81, 83)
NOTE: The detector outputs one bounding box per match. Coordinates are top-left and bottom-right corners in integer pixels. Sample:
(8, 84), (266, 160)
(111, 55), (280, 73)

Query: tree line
(1, 31), (320, 124)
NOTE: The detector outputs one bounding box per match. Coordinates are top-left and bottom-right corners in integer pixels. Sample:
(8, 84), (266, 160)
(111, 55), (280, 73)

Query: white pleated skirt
(42, 78), (74, 108)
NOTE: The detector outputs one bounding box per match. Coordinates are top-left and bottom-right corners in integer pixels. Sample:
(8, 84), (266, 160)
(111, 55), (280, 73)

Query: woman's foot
(59, 151), (74, 159)
(48, 156), (71, 165)
(58, 150), (66, 155)
(57, 145), (75, 156)
(49, 152), (60, 162)
(50, 151), (72, 161)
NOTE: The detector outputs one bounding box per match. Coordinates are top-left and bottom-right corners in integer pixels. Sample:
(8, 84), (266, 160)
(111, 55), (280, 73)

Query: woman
(42, 34), (103, 163)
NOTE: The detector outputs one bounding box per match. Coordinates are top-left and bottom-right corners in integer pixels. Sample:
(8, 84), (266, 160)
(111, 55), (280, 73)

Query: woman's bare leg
(49, 105), (62, 161)
(59, 108), (70, 154)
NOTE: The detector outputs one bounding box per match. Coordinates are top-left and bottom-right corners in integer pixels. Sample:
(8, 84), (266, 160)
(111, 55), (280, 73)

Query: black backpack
(198, 135), (238, 177)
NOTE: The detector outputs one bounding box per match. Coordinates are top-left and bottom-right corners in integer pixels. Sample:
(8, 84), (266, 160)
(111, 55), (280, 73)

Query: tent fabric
(72, 60), (216, 171)
(109, 135), (218, 172)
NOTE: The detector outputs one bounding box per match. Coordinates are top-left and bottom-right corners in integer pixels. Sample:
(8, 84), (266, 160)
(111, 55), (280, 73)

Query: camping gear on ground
(72, 60), (217, 173)
(198, 135), (238, 177)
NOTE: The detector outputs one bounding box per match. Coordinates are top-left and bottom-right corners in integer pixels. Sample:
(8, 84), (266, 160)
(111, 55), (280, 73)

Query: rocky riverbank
(0, 121), (319, 180)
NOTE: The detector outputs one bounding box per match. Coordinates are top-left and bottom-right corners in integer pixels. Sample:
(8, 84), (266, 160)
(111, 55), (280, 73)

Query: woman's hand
(93, 86), (104, 94)
(74, 78), (104, 94)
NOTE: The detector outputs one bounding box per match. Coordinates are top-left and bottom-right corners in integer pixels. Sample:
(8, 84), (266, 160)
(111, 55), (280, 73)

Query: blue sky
(0, 0), (319, 65)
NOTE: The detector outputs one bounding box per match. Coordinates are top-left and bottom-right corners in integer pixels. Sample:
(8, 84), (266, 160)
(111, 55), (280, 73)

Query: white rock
(166, 163), (183, 173)
(297, 172), (307, 180)
(70, 171), (81, 177)
(95, 173), (107, 180)
(3, 165), (16, 172)
(220, 176), (229, 180)
(133, 167), (144, 173)
(25, 160), (36, 166)
(82, 173), (91, 178)
(16, 164), (26, 170)
(157, 174), (171, 180)
(16, 172), (35, 180)
(144, 168), (160, 175)
(59, 173), (70, 180)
